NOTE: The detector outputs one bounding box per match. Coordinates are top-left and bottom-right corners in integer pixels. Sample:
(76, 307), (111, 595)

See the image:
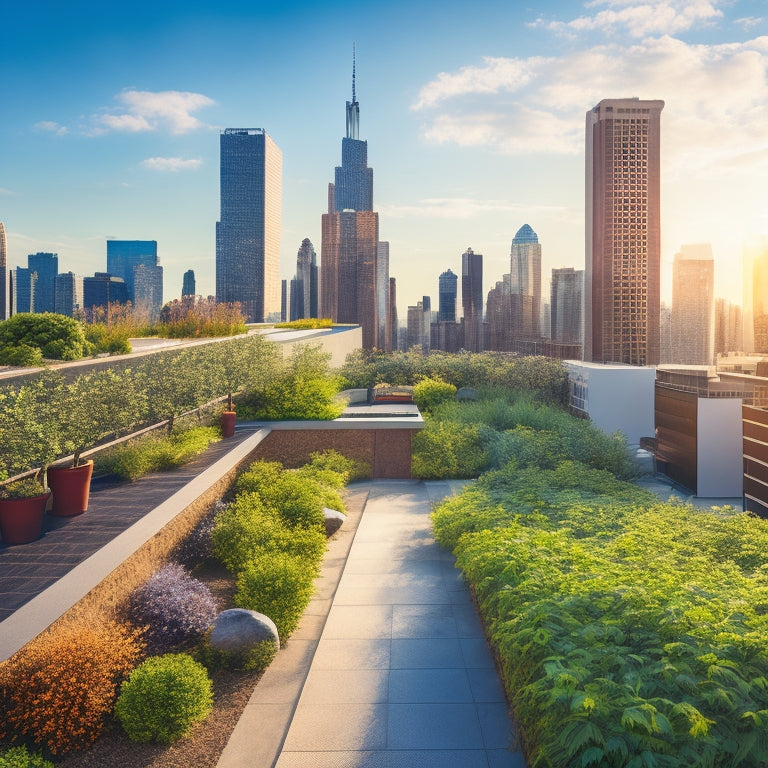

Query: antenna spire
(352, 43), (356, 103)
(345, 43), (360, 140)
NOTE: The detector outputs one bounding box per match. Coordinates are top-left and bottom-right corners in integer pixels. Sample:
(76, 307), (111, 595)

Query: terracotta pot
(0, 492), (50, 545)
(48, 461), (94, 517)
(221, 411), (236, 438)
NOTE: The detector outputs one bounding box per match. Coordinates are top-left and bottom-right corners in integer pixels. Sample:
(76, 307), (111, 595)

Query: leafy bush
(241, 344), (345, 420)
(0, 344), (44, 367)
(307, 449), (369, 482)
(234, 551), (316, 641)
(0, 313), (92, 361)
(197, 637), (278, 672)
(413, 376), (457, 413)
(95, 426), (220, 481)
(274, 318), (333, 330)
(84, 323), (132, 355)
(127, 564), (218, 652)
(114, 653), (213, 743)
(411, 420), (485, 479)
(0, 746), (54, 768)
(212, 492), (326, 574)
(0, 622), (143, 755)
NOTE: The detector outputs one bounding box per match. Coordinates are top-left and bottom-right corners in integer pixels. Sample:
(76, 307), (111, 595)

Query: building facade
(10, 267), (36, 314)
(216, 128), (282, 323)
(509, 224), (542, 339)
(83, 273), (128, 312)
(585, 97), (664, 366)
(182, 269), (196, 297)
(671, 244), (714, 365)
(27, 252), (58, 314)
(320, 62), (383, 349)
(55, 272), (83, 317)
(714, 299), (743, 357)
(551, 267), (584, 346)
(106, 240), (159, 309)
(461, 247), (483, 352)
(0, 223), (7, 320)
(290, 238), (318, 321)
(438, 268), (458, 323)
(133, 264), (164, 321)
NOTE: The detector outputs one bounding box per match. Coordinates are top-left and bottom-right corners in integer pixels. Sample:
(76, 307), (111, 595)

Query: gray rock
(456, 387), (479, 402)
(324, 507), (346, 536)
(210, 608), (280, 653)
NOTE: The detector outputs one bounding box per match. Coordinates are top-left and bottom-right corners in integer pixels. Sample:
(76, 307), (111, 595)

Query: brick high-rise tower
(585, 98), (664, 365)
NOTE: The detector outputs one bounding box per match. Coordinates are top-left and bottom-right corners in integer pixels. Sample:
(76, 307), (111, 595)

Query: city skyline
(2, 1), (767, 314)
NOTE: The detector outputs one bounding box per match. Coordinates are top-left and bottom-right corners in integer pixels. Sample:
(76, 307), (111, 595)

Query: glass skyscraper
(27, 252), (58, 314)
(0, 223), (7, 320)
(509, 224), (542, 338)
(216, 128), (282, 323)
(438, 268), (458, 323)
(182, 269), (196, 298)
(462, 247), (483, 352)
(106, 240), (161, 315)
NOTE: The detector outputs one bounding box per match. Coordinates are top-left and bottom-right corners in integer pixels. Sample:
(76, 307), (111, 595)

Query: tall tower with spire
(321, 49), (384, 349)
(0, 222), (7, 320)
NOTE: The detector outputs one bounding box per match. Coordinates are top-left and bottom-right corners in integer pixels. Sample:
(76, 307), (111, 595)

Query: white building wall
(696, 398), (744, 498)
(565, 362), (656, 447)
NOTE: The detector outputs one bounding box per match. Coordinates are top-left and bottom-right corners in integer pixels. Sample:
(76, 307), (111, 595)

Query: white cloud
(735, 17), (763, 30)
(531, 0), (723, 38)
(140, 156), (203, 172)
(0, 187), (14, 196)
(34, 120), (68, 135)
(413, 35), (768, 179)
(91, 90), (215, 135)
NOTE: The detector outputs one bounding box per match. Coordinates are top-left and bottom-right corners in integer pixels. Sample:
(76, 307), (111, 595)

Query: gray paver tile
(321, 604), (393, 638)
(468, 667), (507, 702)
(390, 637), (465, 668)
(386, 703), (484, 749)
(388, 668), (473, 703)
(477, 702), (516, 749)
(311, 637), (391, 670)
(281, 703), (388, 751)
(299, 669), (389, 704)
(461, 637), (496, 668)
(276, 750), (491, 768)
(488, 749), (528, 768)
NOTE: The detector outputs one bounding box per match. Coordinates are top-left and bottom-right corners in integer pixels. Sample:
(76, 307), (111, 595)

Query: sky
(2, 0), (767, 315)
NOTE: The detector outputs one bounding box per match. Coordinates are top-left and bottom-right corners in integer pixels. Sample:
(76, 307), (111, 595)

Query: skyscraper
(0, 223), (7, 320)
(585, 97), (664, 365)
(551, 267), (584, 345)
(462, 247), (483, 352)
(55, 272), (84, 317)
(376, 241), (391, 351)
(133, 264), (164, 322)
(438, 268), (458, 323)
(320, 54), (381, 349)
(83, 273), (128, 312)
(106, 241), (159, 306)
(27, 252), (58, 314)
(216, 128), (282, 323)
(290, 238), (318, 321)
(182, 269), (196, 297)
(509, 224), (542, 338)
(671, 244), (715, 364)
(10, 267), (36, 314)
(714, 298), (743, 357)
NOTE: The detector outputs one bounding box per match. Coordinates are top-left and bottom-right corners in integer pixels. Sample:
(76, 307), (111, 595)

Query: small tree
(0, 313), (92, 362)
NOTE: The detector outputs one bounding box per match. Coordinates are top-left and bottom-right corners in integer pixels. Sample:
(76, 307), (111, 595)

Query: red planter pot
(48, 461), (94, 517)
(0, 492), (50, 545)
(221, 411), (237, 438)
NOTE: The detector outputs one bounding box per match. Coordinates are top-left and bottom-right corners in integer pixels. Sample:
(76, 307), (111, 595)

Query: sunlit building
(216, 128), (282, 323)
(290, 238), (318, 321)
(585, 97), (664, 365)
(671, 244), (714, 365)
(107, 240), (159, 308)
(551, 267), (584, 346)
(0, 223), (7, 320)
(27, 252), (58, 314)
(55, 272), (83, 317)
(462, 247), (483, 352)
(510, 224), (542, 339)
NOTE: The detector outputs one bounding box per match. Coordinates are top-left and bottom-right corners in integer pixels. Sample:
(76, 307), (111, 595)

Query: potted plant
(49, 370), (145, 516)
(0, 477), (50, 544)
(220, 393), (237, 438)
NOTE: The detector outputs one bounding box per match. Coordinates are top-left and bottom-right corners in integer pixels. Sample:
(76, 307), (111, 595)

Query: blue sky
(2, 0), (767, 312)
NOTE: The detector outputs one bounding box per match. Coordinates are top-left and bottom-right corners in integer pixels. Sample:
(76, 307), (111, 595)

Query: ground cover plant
(433, 460), (768, 766)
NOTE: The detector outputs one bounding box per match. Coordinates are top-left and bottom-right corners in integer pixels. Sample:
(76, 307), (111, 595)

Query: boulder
(324, 507), (346, 536)
(455, 387), (479, 402)
(210, 608), (280, 653)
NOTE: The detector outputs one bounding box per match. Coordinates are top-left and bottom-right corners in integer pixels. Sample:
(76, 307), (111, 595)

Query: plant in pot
(0, 371), (65, 543)
(48, 369), (146, 516)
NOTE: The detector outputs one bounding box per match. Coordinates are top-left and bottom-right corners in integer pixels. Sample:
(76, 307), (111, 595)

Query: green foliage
(0, 477), (47, 499)
(0, 344), (44, 367)
(0, 746), (54, 768)
(274, 318), (334, 330)
(340, 349), (569, 405)
(432, 461), (768, 767)
(212, 492), (326, 574)
(411, 420), (485, 479)
(234, 551), (316, 641)
(196, 637), (278, 672)
(241, 344), (345, 420)
(84, 324), (132, 355)
(94, 426), (220, 481)
(307, 449), (370, 482)
(114, 653), (213, 743)
(0, 313), (92, 361)
(156, 298), (247, 338)
(412, 376), (457, 413)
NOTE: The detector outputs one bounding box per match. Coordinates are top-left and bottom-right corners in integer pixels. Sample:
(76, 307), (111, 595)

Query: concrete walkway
(224, 479), (526, 768)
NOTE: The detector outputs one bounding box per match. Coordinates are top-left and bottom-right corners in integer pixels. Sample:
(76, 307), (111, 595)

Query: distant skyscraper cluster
(671, 244), (714, 365)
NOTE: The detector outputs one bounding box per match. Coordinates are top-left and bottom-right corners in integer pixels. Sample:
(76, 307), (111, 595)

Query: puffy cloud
(413, 35), (768, 178)
(735, 17), (763, 30)
(34, 120), (68, 135)
(91, 90), (215, 135)
(531, 0), (723, 38)
(140, 156), (203, 172)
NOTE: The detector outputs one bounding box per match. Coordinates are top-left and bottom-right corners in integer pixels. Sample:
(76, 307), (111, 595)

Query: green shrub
(0, 746), (54, 768)
(307, 449), (369, 482)
(197, 637), (278, 672)
(411, 420), (484, 479)
(0, 344), (44, 367)
(114, 653), (213, 743)
(234, 551), (316, 641)
(95, 426), (220, 481)
(212, 492), (326, 574)
(413, 376), (457, 413)
(0, 313), (91, 361)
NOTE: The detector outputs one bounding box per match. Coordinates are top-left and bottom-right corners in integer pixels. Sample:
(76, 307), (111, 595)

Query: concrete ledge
(0, 428), (271, 662)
